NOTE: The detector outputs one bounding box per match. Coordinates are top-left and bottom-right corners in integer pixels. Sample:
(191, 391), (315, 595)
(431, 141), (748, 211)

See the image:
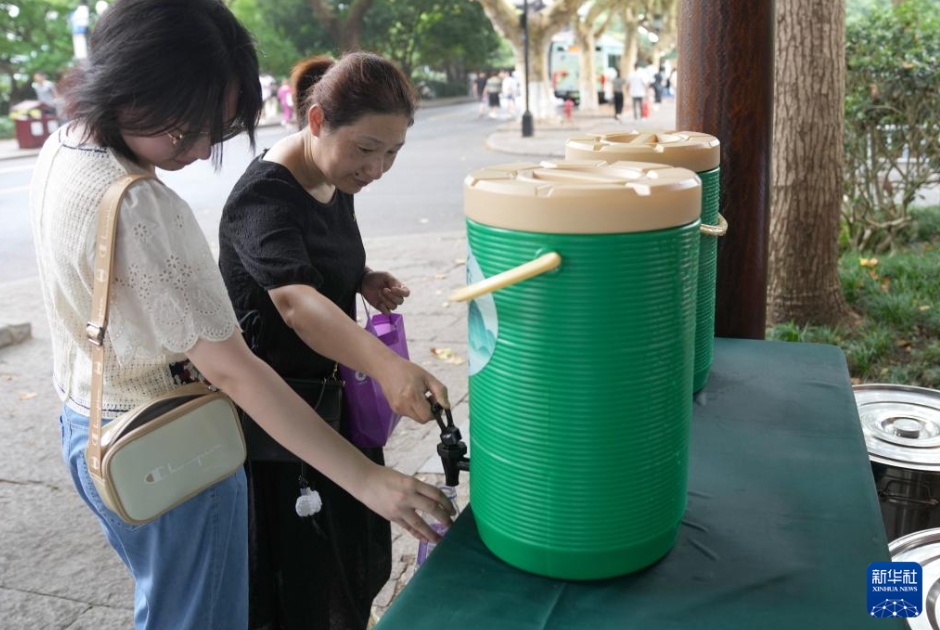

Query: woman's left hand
(361, 270), (410, 315)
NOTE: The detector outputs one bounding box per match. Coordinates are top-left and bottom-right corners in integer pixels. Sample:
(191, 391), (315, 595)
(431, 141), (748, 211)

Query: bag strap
(85, 173), (156, 479)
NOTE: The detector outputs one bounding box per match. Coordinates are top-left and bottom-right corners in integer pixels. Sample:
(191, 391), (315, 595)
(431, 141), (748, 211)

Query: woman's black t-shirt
(218, 155), (366, 379)
(220, 157), (389, 629)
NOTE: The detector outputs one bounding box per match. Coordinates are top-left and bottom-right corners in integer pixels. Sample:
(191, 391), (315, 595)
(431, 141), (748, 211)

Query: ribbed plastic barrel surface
(695, 167), (720, 392)
(467, 220), (699, 580)
(564, 132), (721, 392)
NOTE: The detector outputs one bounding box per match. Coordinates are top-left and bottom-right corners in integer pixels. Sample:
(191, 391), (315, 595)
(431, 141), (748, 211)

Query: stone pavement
(0, 99), (677, 629)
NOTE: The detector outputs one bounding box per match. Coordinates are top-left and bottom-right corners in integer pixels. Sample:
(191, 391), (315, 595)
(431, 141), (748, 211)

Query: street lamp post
(521, 0), (534, 137)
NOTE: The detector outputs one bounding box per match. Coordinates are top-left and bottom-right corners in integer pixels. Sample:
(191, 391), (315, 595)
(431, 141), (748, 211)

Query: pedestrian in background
(501, 70), (517, 116)
(277, 77), (294, 128)
(611, 68), (625, 121)
(29, 2), (454, 629)
(485, 71), (502, 118)
(218, 52), (453, 630)
(32, 72), (58, 117)
(653, 65), (665, 108)
(628, 62), (648, 121)
(474, 71), (488, 118)
(260, 72), (278, 122)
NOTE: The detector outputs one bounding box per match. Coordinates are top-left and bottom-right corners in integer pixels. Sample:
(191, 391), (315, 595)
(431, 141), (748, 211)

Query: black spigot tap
(431, 403), (470, 487)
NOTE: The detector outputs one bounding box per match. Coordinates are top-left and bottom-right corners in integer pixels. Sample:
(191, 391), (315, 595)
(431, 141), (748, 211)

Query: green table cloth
(376, 338), (901, 630)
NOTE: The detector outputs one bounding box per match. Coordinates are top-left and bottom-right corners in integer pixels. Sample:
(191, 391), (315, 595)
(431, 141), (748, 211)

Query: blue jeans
(60, 405), (248, 629)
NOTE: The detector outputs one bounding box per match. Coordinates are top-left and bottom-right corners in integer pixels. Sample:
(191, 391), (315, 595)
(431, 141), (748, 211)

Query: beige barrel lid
(565, 130), (720, 172)
(464, 160), (701, 234)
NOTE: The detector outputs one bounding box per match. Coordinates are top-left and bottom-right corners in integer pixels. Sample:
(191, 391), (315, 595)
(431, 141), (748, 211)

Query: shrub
(770, 206), (940, 388)
(843, 0), (940, 252)
(418, 80), (471, 99)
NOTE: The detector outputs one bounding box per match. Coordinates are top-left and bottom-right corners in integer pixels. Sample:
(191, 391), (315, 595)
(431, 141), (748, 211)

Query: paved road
(0, 101), (550, 284)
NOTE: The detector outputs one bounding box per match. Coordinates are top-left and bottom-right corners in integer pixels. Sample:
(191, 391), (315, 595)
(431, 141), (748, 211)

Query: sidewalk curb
(485, 125), (589, 158)
(0, 147), (41, 161)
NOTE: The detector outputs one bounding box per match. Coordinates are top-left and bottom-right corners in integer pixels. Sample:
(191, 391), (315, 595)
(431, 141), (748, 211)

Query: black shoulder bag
(238, 310), (344, 462)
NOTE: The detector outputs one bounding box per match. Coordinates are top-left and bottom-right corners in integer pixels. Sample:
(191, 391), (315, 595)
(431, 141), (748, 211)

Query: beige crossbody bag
(85, 173), (247, 526)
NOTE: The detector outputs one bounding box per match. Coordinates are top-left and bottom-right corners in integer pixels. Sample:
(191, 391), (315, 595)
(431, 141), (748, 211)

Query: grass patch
(768, 206), (940, 388)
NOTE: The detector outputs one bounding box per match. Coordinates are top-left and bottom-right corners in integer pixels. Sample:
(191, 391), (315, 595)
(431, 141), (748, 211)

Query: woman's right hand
(267, 284), (449, 421)
(376, 356), (450, 422)
(359, 465), (456, 542)
(187, 334), (456, 542)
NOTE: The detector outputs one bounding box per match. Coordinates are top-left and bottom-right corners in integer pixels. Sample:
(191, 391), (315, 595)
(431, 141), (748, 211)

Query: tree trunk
(573, 2), (613, 112)
(768, 0), (851, 326)
(577, 29), (600, 110)
(621, 9), (640, 76)
(523, 29), (560, 119)
(476, 0), (581, 119)
(306, 0), (374, 52)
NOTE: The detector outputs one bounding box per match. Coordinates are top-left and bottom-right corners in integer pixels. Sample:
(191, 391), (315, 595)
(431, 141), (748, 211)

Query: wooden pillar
(677, 0), (774, 339)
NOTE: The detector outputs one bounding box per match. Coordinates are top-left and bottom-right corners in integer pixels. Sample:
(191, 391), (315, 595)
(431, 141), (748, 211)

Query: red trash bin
(15, 115), (57, 150)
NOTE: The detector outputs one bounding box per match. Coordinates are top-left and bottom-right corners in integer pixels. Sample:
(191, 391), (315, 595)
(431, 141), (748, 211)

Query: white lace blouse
(30, 126), (238, 416)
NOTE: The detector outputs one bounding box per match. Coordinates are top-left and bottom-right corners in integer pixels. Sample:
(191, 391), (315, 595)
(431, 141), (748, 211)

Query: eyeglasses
(166, 123), (246, 147)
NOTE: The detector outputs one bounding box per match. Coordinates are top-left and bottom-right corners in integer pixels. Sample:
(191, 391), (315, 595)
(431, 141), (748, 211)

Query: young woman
(29, 3), (453, 629)
(218, 53), (446, 629)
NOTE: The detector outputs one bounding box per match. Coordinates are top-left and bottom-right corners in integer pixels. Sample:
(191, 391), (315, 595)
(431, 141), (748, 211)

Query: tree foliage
(846, 0), (892, 23)
(843, 0), (940, 252)
(231, 0), (333, 76)
(231, 0), (504, 87)
(0, 0), (508, 117)
(364, 0), (504, 83)
(0, 0), (76, 113)
(304, 0), (374, 52)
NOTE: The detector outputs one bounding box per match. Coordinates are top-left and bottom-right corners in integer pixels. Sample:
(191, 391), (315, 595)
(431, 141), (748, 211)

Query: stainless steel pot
(855, 384), (940, 542)
(890, 528), (940, 628)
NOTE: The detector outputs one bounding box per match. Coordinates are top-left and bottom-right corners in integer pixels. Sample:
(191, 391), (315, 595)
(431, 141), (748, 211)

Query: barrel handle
(449, 252), (562, 303)
(879, 479), (940, 508)
(700, 213), (728, 237)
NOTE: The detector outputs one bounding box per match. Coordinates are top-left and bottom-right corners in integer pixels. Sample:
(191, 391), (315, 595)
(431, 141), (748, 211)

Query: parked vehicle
(548, 31), (622, 104)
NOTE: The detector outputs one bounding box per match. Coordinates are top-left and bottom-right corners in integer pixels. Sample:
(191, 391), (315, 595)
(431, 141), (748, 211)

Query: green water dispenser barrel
(453, 161), (701, 580)
(565, 131), (724, 393)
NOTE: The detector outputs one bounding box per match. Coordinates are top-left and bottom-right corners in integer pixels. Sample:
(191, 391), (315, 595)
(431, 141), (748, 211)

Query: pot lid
(888, 527), (940, 627)
(854, 384), (940, 470)
(565, 130), (720, 172)
(464, 160), (701, 234)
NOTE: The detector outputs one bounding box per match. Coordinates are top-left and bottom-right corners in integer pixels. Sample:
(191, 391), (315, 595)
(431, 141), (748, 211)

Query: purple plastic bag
(339, 311), (409, 448)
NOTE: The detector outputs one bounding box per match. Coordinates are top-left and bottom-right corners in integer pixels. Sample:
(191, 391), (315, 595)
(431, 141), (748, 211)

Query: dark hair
(290, 56), (333, 127)
(60, 0), (262, 167)
(293, 52), (418, 131)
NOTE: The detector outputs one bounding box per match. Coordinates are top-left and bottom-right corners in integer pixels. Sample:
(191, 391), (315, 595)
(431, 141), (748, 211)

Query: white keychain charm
(295, 486), (322, 518)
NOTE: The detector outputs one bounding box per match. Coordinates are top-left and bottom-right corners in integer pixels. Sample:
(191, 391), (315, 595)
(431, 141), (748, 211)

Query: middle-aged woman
(218, 53), (447, 629)
(29, 2), (454, 628)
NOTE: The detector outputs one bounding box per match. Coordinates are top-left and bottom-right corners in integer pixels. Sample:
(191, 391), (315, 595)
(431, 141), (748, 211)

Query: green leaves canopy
(0, 0), (76, 110)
